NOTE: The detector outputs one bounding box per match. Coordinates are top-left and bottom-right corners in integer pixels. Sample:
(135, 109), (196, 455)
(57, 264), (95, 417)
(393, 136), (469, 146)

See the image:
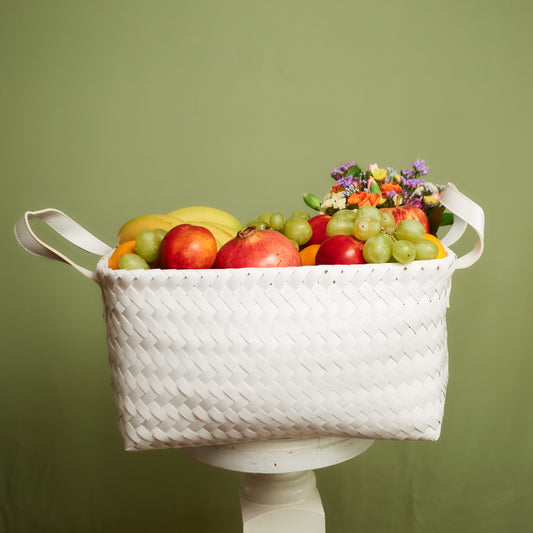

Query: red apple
(379, 206), (430, 233)
(159, 224), (217, 269)
(301, 214), (332, 249)
(315, 235), (366, 265)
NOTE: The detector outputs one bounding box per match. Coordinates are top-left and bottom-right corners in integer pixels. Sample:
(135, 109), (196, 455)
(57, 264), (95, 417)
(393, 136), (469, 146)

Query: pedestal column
(240, 470), (324, 533)
(185, 437), (373, 532)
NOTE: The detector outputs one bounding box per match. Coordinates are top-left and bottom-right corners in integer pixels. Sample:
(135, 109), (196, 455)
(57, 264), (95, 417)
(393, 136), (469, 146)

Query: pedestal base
(185, 437), (373, 532)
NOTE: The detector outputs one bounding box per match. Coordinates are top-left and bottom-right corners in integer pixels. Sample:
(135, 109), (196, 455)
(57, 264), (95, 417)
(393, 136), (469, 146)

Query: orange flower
(331, 184), (344, 193)
(380, 183), (402, 195)
(347, 191), (381, 207)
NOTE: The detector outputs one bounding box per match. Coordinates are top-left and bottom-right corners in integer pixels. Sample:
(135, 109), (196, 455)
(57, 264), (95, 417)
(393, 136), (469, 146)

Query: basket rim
(96, 247), (457, 282)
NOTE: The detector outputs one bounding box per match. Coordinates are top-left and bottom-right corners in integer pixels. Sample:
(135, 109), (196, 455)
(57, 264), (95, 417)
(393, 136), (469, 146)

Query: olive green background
(1, 1), (531, 532)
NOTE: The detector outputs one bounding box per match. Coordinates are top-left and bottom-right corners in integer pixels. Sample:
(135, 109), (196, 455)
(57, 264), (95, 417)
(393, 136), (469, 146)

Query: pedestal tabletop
(185, 436), (374, 474)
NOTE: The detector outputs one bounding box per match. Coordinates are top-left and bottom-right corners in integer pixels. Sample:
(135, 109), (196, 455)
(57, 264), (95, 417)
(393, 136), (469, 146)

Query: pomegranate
(315, 235), (366, 265)
(379, 206), (430, 233)
(214, 226), (302, 268)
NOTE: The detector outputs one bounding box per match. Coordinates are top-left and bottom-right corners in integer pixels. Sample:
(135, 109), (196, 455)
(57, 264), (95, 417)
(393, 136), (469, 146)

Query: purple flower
(331, 161), (356, 179)
(386, 167), (396, 181)
(343, 183), (359, 197)
(412, 158), (429, 175)
(405, 196), (424, 208)
(401, 168), (415, 179)
(340, 161), (355, 172)
(337, 175), (354, 188)
(403, 178), (424, 189)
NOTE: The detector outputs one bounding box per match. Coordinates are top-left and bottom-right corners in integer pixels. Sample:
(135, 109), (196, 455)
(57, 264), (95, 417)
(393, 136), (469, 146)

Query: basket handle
(14, 208), (114, 283)
(438, 183), (485, 269)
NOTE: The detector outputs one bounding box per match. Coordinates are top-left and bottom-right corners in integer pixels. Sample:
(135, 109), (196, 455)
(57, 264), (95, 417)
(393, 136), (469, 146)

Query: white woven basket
(15, 183), (484, 451)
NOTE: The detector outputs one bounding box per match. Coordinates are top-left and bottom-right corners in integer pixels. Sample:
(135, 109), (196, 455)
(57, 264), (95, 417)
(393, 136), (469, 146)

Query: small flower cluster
(320, 159), (445, 215)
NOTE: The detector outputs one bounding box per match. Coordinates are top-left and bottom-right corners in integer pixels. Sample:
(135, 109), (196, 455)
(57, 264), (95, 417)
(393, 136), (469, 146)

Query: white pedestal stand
(185, 437), (373, 532)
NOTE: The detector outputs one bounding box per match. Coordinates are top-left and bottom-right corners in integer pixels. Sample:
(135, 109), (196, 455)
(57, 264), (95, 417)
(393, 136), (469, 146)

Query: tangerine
(108, 240), (137, 269)
(299, 244), (321, 266)
(424, 234), (447, 259)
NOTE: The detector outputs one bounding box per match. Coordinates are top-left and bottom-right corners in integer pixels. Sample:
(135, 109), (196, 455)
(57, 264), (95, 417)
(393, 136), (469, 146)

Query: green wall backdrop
(2, 1), (531, 532)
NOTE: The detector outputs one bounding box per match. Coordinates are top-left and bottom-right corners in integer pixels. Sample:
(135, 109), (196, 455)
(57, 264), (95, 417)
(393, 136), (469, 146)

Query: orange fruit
(299, 244), (321, 266)
(424, 233), (447, 259)
(108, 240), (137, 269)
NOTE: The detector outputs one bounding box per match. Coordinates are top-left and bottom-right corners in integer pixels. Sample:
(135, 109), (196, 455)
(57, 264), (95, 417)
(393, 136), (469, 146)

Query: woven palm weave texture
(97, 253), (456, 451)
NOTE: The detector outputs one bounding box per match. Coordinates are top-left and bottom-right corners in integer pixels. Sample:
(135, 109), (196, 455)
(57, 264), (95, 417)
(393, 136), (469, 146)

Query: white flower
(321, 192), (346, 212)
(423, 181), (439, 194)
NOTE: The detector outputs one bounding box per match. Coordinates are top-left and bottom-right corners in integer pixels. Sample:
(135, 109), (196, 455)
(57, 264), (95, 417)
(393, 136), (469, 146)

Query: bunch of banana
(117, 206), (242, 249)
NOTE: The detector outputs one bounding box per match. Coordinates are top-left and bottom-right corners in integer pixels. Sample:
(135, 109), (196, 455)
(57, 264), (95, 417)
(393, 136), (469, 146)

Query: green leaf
(369, 181), (382, 196)
(440, 212), (454, 226)
(347, 164), (362, 177)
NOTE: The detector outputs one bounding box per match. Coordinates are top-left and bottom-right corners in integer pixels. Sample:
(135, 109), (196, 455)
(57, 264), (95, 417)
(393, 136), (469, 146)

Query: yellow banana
(117, 213), (237, 250)
(117, 214), (184, 245)
(199, 222), (235, 249)
(166, 206), (242, 233)
(187, 220), (240, 237)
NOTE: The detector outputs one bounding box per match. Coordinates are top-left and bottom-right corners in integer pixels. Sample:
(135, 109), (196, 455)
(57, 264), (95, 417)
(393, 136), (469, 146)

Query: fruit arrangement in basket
(14, 156), (484, 453)
(109, 158), (449, 271)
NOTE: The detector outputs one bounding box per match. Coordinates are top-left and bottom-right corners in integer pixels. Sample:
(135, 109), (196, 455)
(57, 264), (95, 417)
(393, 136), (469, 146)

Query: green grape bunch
(246, 210), (314, 248)
(246, 205), (441, 264)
